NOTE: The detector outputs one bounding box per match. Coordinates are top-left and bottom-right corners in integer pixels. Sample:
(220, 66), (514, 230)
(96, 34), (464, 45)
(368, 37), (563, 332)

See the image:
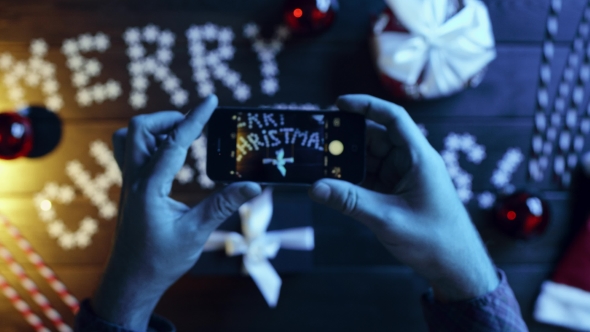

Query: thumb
(192, 182), (262, 231)
(309, 179), (391, 227)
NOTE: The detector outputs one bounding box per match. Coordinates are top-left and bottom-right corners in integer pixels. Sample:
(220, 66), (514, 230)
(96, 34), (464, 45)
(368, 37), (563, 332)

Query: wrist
(429, 257), (499, 303)
(91, 254), (170, 330)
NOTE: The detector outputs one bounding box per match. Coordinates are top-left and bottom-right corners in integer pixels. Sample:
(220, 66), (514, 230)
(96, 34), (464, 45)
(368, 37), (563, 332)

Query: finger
(366, 153), (381, 174)
(337, 95), (429, 150)
(309, 178), (395, 228)
(145, 95), (218, 194)
(190, 182), (262, 231)
(125, 111), (185, 178)
(112, 128), (127, 171)
(366, 120), (391, 158)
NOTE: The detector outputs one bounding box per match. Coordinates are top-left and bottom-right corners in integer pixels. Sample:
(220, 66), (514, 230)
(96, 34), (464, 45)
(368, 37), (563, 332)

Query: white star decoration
(175, 165), (195, 185)
(243, 22), (291, 96)
(124, 25), (188, 110)
(441, 133), (486, 204)
(491, 148), (524, 190)
(477, 191), (496, 209)
(174, 135), (215, 189)
(61, 33), (122, 107)
(441, 132), (524, 207)
(261, 78), (279, 95)
(186, 23), (251, 102)
(35, 141), (121, 250)
(1, 39), (63, 112)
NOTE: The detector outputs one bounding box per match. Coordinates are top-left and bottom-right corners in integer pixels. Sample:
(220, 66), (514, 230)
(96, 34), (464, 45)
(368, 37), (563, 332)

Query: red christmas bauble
(283, 0), (337, 35)
(493, 191), (550, 239)
(0, 111), (33, 160)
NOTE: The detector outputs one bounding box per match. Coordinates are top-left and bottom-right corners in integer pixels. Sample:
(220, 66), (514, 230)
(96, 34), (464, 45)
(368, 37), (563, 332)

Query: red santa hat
(534, 156), (590, 330)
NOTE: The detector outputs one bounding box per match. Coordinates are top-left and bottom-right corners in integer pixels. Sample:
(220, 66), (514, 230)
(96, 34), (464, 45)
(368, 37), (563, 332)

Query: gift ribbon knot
(203, 189), (314, 307)
(373, 0), (496, 98)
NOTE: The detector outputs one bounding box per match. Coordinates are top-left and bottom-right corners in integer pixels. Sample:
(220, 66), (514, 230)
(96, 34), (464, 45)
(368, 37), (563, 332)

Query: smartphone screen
(207, 108), (365, 184)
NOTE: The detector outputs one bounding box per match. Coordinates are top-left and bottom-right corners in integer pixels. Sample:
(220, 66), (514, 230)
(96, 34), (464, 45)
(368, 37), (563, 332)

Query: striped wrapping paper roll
(0, 215), (79, 313)
(0, 243), (73, 332)
(0, 273), (50, 332)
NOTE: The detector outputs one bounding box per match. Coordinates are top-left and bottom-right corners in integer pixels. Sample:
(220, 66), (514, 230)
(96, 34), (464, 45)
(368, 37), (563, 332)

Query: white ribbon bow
(203, 188), (315, 307)
(373, 0), (496, 98)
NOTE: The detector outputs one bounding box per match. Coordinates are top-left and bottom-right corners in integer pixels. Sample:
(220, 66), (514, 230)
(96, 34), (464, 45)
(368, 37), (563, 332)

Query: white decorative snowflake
(234, 84), (251, 102)
(261, 78), (279, 95)
(84, 59), (102, 76)
(477, 191), (496, 210)
(123, 24), (188, 109)
(243, 23), (260, 38)
(444, 133), (462, 151)
(467, 145), (486, 164)
(158, 31), (175, 47)
(171, 90), (188, 107)
(61, 39), (78, 56)
(46, 95), (63, 111)
(143, 24), (160, 42)
(77, 89), (93, 107)
(78, 34), (94, 52)
(62, 32), (122, 107)
(3, 39), (63, 111)
(175, 165), (195, 184)
(124, 28), (141, 44)
(187, 24), (251, 102)
(94, 33), (110, 52)
(30, 39), (48, 57)
(243, 23), (290, 96)
(197, 81), (215, 97)
(129, 92), (147, 109)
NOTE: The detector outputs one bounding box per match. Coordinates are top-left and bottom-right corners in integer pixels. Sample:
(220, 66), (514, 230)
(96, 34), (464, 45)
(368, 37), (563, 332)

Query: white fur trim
(534, 281), (590, 330)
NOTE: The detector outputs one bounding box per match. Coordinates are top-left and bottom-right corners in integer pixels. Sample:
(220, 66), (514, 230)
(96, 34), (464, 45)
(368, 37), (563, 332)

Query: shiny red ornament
(283, 0), (337, 35)
(493, 191), (550, 239)
(0, 111), (33, 160)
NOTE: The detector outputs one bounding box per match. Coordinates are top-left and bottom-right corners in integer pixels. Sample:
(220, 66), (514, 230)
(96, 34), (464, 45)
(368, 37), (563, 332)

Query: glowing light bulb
(293, 8), (303, 18)
(40, 200), (52, 211)
(506, 211), (516, 220)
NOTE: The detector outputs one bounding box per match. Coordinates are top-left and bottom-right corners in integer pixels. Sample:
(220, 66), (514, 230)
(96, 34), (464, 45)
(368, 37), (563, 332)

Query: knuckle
(128, 115), (146, 131)
(212, 193), (236, 219)
(341, 187), (359, 217)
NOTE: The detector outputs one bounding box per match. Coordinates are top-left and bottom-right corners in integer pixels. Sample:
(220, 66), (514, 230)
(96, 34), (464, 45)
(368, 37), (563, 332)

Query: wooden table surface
(0, 0), (586, 331)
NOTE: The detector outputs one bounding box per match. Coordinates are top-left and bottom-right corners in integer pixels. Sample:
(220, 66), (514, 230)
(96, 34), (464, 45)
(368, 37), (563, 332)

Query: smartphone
(206, 107), (365, 184)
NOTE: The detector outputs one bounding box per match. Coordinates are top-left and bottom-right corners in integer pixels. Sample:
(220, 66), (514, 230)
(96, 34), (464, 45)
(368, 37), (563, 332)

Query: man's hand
(309, 95), (498, 303)
(92, 95), (261, 330)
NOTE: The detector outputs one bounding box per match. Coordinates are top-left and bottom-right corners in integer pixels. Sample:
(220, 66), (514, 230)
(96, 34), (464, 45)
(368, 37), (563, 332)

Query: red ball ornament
(0, 111), (33, 160)
(283, 0), (337, 35)
(493, 191), (550, 239)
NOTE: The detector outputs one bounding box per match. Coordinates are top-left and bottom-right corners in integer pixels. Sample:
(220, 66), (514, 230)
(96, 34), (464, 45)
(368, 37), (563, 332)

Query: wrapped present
(191, 188), (315, 307)
(372, 0), (496, 100)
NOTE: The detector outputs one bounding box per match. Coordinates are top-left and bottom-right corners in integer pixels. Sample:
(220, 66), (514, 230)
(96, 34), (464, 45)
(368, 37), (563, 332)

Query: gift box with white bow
(372, 0), (496, 100)
(190, 188), (315, 307)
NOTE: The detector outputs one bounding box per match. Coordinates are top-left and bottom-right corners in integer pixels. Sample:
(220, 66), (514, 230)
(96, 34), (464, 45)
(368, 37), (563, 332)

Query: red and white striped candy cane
(0, 215), (79, 313)
(0, 273), (50, 332)
(0, 243), (73, 332)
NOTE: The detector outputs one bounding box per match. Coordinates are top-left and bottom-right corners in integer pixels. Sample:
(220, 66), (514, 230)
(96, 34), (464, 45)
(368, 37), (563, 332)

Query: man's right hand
(308, 94), (498, 303)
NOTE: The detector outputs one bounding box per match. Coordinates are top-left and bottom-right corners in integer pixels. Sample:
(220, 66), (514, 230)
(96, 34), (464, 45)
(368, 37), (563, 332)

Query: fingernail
(310, 183), (331, 203)
(239, 184), (260, 198)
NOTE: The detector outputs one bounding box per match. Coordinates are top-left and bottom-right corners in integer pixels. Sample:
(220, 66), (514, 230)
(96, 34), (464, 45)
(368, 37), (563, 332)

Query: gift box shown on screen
(190, 191), (313, 275)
